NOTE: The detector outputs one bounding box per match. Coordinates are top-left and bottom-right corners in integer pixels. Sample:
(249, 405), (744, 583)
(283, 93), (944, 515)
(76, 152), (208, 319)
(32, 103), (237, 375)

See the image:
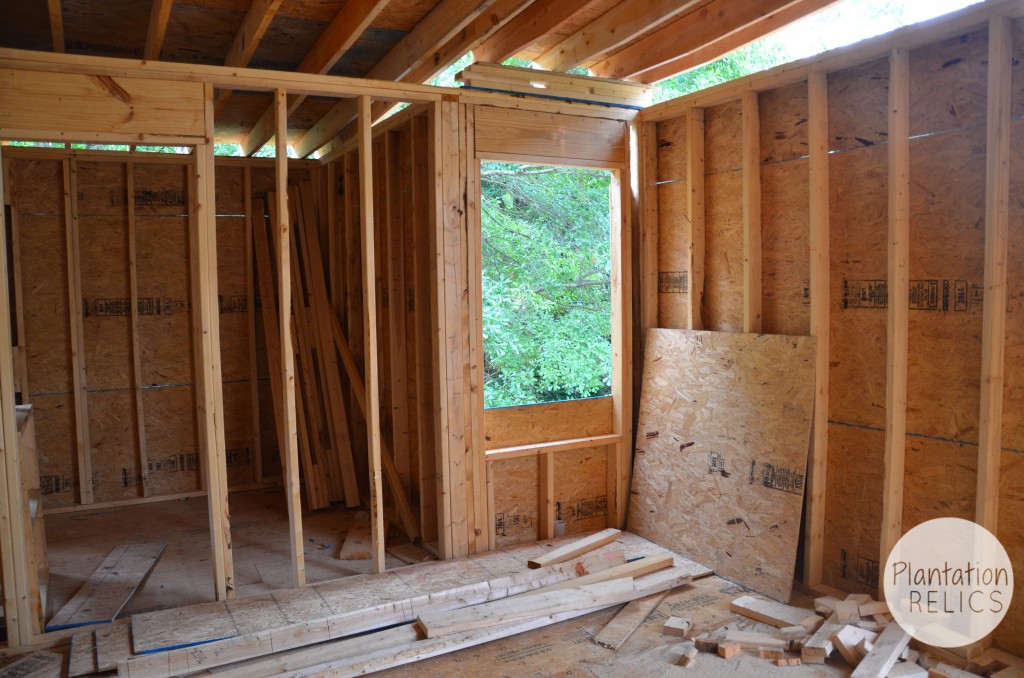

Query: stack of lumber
(252, 185), (359, 511)
(51, 531), (711, 677)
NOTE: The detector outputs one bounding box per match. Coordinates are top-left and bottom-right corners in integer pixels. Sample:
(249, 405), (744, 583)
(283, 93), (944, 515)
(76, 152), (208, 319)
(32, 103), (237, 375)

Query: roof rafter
(630, 0), (837, 83)
(144, 0), (175, 61)
(533, 0), (707, 72)
(240, 0), (391, 156)
(215, 0), (285, 115)
(294, 0), (533, 160)
(588, 0), (814, 81)
(47, 0), (65, 53)
(472, 0), (605, 65)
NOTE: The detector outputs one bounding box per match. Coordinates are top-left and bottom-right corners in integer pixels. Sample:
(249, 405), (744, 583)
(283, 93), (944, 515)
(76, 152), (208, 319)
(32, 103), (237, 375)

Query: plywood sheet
(11, 158), (64, 214)
(703, 171), (742, 332)
(34, 394), (78, 509)
(473, 106), (627, 166)
(629, 329), (815, 601)
(142, 386), (200, 496)
(902, 437), (976, 532)
(493, 456), (539, 548)
(761, 159), (809, 336)
(484, 397), (613, 449)
(996, 450), (1024, 655)
(88, 389), (140, 502)
(554, 445), (607, 535)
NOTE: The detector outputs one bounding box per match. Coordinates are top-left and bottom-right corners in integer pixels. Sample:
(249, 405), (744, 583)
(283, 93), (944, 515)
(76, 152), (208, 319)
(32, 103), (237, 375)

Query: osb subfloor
(44, 488), (408, 619)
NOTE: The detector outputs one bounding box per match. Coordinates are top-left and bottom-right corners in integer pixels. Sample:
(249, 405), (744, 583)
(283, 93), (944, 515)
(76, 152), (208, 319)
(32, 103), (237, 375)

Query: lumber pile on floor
(65, 531), (708, 677)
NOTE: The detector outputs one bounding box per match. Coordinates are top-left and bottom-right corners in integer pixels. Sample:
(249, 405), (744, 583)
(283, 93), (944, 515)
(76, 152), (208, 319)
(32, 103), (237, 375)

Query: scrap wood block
(846, 593), (873, 606)
(527, 528), (621, 569)
(928, 662), (982, 678)
(386, 542), (436, 565)
(779, 625), (808, 641)
(832, 624), (879, 666)
(776, 657), (803, 667)
(802, 622), (842, 664)
(851, 622), (912, 678)
(815, 595), (841, 614)
(889, 662), (928, 677)
(860, 600), (890, 617)
(729, 595), (821, 630)
(593, 591), (669, 650)
(695, 634), (723, 653)
(338, 512), (372, 560)
(833, 599), (861, 623)
(661, 615), (692, 638)
(686, 614), (739, 640)
(759, 647), (786, 660)
(718, 640), (742, 659)
(678, 645), (699, 667)
(724, 629), (788, 651)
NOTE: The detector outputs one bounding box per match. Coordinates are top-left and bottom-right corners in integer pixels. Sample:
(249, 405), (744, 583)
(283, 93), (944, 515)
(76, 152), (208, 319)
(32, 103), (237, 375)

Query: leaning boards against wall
(629, 328), (815, 602)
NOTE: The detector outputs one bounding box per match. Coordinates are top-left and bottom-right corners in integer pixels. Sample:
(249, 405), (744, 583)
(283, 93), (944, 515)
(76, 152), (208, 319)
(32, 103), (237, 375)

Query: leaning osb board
(703, 171), (743, 332)
(827, 57), (888, 153)
(822, 424), (884, 594)
(88, 390), (140, 502)
(656, 180), (688, 329)
(906, 129), (985, 441)
(493, 456), (538, 548)
(909, 27), (987, 137)
(761, 159), (809, 336)
(630, 329), (815, 601)
(554, 446), (607, 535)
(142, 386), (200, 496)
(484, 397), (613, 448)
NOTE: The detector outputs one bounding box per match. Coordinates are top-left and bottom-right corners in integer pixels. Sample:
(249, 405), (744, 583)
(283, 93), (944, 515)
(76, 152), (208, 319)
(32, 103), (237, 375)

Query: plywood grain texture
(655, 179), (688, 329)
(703, 171), (743, 332)
(909, 27), (988, 137)
(761, 158), (809, 336)
(655, 115), (687, 183)
(629, 328), (815, 601)
(473, 106), (627, 166)
(827, 58), (889, 153)
(758, 80), (809, 165)
(703, 100), (742, 175)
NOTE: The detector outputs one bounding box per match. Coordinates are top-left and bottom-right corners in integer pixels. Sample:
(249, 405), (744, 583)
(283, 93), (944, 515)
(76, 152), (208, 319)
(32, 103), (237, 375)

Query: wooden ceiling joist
(46, 0), (64, 53)
(294, 0), (534, 160)
(532, 0), (706, 72)
(472, 0), (606, 65)
(215, 0), (285, 115)
(588, 0), (807, 81)
(630, 0), (835, 83)
(241, 0), (390, 156)
(144, 0), (175, 61)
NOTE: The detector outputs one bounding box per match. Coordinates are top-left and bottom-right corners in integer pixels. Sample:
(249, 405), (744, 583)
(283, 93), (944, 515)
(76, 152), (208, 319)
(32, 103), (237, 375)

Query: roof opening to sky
(651, 0), (983, 103)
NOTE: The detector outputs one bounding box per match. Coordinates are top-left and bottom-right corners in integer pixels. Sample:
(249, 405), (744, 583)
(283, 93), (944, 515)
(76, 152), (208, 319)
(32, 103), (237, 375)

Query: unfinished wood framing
(880, 48), (910, 590)
(686, 109), (705, 330)
(741, 91), (762, 333)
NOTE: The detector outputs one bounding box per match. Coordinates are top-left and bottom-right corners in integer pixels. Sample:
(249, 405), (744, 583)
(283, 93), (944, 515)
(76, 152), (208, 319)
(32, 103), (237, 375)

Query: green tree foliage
(652, 41), (788, 103)
(480, 162), (613, 408)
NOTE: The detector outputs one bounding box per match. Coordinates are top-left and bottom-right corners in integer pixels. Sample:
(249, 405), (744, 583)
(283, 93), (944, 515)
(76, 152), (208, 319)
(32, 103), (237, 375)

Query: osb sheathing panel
(909, 28), (987, 137)
(828, 145), (888, 427)
(32, 395), (77, 508)
(703, 100), (742, 174)
(215, 165), (245, 216)
(483, 397), (613, 448)
(761, 159), (809, 336)
(655, 115), (687, 183)
(827, 57), (888, 153)
(222, 380), (255, 486)
(88, 389), (141, 502)
(493, 456), (538, 548)
(142, 386), (201, 496)
(630, 329), (815, 602)
(703, 171), (742, 332)
(822, 424), (884, 594)
(487, 398), (613, 548)
(1014, 19), (1024, 119)
(11, 158), (64, 214)
(137, 215), (193, 386)
(17, 214), (72, 395)
(902, 438), (975, 533)
(758, 81), (809, 165)
(905, 129), (985, 441)
(79, 213), (133, 391)
(553, 446), (608, 535)
(216, 215), (249, 382)
(656, 180), (688, 329)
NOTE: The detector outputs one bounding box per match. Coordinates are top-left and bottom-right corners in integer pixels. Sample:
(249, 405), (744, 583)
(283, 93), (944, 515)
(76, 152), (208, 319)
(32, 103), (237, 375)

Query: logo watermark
(884, 517), (1013, 647)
